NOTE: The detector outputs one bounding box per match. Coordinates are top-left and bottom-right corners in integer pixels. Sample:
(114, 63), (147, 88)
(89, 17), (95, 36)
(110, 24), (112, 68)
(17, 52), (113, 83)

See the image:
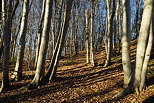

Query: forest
(0, 0), (154, 102)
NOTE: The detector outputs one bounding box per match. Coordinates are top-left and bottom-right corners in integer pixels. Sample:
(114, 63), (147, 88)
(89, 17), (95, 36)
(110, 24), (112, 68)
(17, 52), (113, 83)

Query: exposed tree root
(114, 86), (133, 98)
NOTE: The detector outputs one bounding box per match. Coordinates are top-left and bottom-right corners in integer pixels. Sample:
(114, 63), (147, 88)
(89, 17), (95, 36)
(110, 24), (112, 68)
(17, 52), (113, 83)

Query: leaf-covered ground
(0, 40), (154, 103)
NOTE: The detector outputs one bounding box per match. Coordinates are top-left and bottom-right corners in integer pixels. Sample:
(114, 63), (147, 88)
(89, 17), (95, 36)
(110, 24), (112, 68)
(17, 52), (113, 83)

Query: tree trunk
(34, 0), (46, 69)
(0, 0), (1, 20)
(11, 0), (29, 81)
(104, 0), (116, 67)
(140, 23), (153, 92)
(115, 0), (133, 97)
(43, 0), (74, 82)
(0, 0), (12, 92)
(121, 0), (132, 88)
(0, 38), (3, 59)
(89, 1), (95, 66)
(135, 0), (153, 94)
(85, 8), (90, 63)
(26, 0), (53, 89)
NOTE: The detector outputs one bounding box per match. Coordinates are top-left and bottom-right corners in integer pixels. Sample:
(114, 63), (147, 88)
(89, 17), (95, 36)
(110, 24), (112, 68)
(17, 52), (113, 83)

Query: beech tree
(104, 0), (116, 67)
(27, 0), (53, 89)
(116, 0), (153, 97)
(0, 0), (12, 92)
(34, 0), (46, 69)
(11, 0), (30, 81)
(43, 0), (74, 82)
(134, 0), (153, 94)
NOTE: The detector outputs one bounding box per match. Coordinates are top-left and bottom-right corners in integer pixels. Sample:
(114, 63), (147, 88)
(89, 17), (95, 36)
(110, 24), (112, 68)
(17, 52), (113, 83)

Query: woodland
(0, 0), (154, 102)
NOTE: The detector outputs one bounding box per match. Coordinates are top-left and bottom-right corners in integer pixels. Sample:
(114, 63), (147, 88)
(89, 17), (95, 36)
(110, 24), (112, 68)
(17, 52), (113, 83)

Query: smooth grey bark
(0, 0), (12, 92)
(104, 0), (116, 67)
(11, 0), (29, 81)
(27, 0), (53, 89)
(85, 1), (95, 66)
(121, 0), (132, 88)
(135, 0), (153, 94)
(43, 0), (74, 82)
(34, 0), (46, 69)
(89, 1), (95, 66)
(140, 23), (153, 92)
(85, 8), (90, 63)
(115, 0), (133, 97)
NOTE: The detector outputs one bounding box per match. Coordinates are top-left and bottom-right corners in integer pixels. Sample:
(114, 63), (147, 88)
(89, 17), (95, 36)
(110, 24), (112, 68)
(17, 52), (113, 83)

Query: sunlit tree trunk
(34, 0), (46, 69)
(139, 23), (153, 92)
(11, 0), (29, 81)
(135, 0), (153, 94)
(89, 1), (95, 66)
(43, 0), (74, 82)
(121, 0), (132, 88)
(104, 0), (116, 67)
(27, 0), (53, 89)
(85, 8), (90, 63)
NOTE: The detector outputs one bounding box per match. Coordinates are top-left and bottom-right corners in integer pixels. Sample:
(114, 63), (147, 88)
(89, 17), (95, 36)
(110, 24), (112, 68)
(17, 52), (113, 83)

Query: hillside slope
(0, 39), (154, 103)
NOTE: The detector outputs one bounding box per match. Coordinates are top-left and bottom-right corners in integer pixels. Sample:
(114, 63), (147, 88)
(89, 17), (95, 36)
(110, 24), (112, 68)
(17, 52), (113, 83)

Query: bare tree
(0, 0), (12, 92)
(115, 0), (133, 97)
(11, 0), (29, 81)
(34, 0), (46, 69)
(43, 0), (74, 82)
(135, 0), (153, 94)
(26, 0), (53, 89)
(104, 0), (116, 67)
(115, 0), (153, 97)
(121, 0), (132, 88)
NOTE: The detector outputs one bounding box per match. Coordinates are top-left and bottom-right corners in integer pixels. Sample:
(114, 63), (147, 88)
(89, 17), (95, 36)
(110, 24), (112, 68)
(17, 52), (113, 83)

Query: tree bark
(11, 0), (29, 81)
(0, 0), (12, 92)
(104, 0), (116, 67)
(140, 23), (153, 92)
(85, 8), (90, 63)
(89, 1), (95, 66)
(26, 0), (53, 89)
(43, 0), (74, 82)
(135, 0), (153, 94)
(34, 0), (46, 69)
(121, 0), (132, 88)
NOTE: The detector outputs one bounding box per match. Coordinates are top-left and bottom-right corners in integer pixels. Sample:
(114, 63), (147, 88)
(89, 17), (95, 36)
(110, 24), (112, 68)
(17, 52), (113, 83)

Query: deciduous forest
(0, 0), (154, 102)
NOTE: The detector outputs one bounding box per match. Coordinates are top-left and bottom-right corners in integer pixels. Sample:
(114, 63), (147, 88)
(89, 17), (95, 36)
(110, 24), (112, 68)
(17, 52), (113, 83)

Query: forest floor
(0, 39), (154, 103)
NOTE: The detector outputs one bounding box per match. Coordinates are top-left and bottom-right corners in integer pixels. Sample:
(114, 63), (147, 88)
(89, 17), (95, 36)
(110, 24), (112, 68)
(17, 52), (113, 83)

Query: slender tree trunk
(43, 0), (74, 82)
(11, 0), (29, 81)
(0, 0), (12, 92)
(89, 1), (95, 66)
(0, 0), (1, 20)
(104, 0), (116, 67)
(26, 0), (53, 89)
(85, 8), (90, 63)
(0, 38), (3, 59)
(34, 0), (46, 69)
(135, 0), (153, 94)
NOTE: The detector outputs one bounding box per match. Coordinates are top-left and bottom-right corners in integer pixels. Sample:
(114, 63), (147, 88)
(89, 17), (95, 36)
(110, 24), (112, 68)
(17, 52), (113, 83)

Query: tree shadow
(143, 95), (154, 103)
(0, 62), (123, 102)
(64, 80), (123, 103)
